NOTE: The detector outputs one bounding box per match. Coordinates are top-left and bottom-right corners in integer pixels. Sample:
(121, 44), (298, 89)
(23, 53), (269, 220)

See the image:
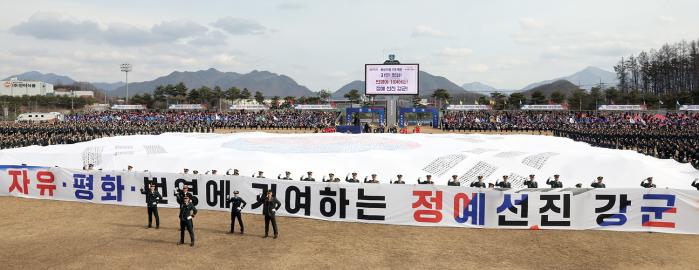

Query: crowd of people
(64, 110), (339, 130)
(0, 110), (339, 149)
(3, 109), (699, 171)
(443, 110), (699, 170)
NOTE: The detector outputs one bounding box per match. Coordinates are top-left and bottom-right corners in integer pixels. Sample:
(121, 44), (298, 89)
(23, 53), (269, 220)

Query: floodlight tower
(120, 63), (132, 104)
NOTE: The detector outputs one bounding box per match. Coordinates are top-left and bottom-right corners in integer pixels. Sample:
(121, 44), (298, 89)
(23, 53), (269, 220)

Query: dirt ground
(3, 197), (698, 270)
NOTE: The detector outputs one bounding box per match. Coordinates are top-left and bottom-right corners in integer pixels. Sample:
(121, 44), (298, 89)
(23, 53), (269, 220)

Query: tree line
(129, 83), (336, 109)
(426, 87), (699, 111)
(614, 38), (699, 96)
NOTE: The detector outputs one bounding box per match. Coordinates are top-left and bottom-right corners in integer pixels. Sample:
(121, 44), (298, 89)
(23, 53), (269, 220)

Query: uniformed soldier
(323, 173), (340, 182)
(640, 177), (656, 188)
(364, 174), (380, 184)
(591, 176), (606, 188)
(523, 174), (538, 188)
(345, 172), (360, 183)
(301, 171), (315, 181)
(225, 190), (247, 234)
(183, 168), (189, 174)
(175, 185), (193, 209)
(178, 195), (197, 247)
(447, 175), (460, 186)
(278, 171), (293, 180)
(546, 174), (563, 188)
(391, 174), (405, 184)
(470, 176), (486, 188)
(255, 171), (265, 178)
(257, 191), (281, 239)
(417, 175), (434, 184)
(140, 183), (162, 229)
(495, 175), (512, 188)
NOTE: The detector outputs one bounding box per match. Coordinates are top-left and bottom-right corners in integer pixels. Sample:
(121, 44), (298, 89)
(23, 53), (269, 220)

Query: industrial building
(0, 78), (54, 96)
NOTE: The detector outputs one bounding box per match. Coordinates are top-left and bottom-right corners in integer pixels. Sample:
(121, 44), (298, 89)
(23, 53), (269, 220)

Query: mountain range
(108, 68), (315, 97)
(3, 66), (618, 98)
(333, 71), (484, 99)
(3, 71), (77, 85)
(461, 82), (500, 93)
(521, 66), (617, 90)
(92, 82), (125, 91)
(521, 80), (581, 98)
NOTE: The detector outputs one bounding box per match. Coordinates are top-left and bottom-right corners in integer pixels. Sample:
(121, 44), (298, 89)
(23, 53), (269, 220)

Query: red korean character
(36, 171), (56, 196)
(8, 170), (30, 194)
(411, 190), (443, 223)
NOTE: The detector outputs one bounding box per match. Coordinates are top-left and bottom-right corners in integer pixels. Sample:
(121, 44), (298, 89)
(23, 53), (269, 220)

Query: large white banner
(365, 64), (419, 95)
(111, 104), (146, 110)
(598, 105), (647, 111)
(2, 165), (698, 234)
(294, 104), (336, 110)
(446, 105), (491, 111)
(168, 104), (206, 110)
(679, 105), (699, 111)
(521, 104), (567, 110)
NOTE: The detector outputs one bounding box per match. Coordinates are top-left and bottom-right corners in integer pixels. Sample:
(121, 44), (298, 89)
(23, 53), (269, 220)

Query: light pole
(120, 63), (132, 104)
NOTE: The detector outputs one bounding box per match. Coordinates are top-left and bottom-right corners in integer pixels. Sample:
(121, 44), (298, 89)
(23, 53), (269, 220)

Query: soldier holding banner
(301, 171), (315, 181)
(641, 177), (656, 188)
(524, 174), (538, 188)
(417, 175), (434, 184)
(447, 175), (460, 186)
(364, 174), (380, 184)
(591, 177), (606, 188)
(391, 174), (405, 184)
(470, 176), (486, 188)
(495, 175), (511, 188)
(278, 171), (293, 180)
(345, 172), (360, 183)
(546, 174), (564, 188)
(323, 173), (340, 182)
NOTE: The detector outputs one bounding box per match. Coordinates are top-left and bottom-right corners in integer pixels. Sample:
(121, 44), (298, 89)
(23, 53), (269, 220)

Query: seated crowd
(443, 111), (699, 169)
(0, 110), (339, 149)
(2, 109), (699, 170)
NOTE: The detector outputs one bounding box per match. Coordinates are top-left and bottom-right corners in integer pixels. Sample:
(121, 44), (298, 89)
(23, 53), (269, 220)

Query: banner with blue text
(1, 165), (698, 234)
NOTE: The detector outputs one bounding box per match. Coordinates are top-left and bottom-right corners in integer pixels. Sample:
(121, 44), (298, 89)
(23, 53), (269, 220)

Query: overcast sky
(1, 0), (697, 90)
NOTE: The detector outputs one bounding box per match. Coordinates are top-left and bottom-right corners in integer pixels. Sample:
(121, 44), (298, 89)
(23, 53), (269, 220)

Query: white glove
(187, 216), (192, 220)
(237, 207), (241, 211)
(271, 209), (276, 213)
